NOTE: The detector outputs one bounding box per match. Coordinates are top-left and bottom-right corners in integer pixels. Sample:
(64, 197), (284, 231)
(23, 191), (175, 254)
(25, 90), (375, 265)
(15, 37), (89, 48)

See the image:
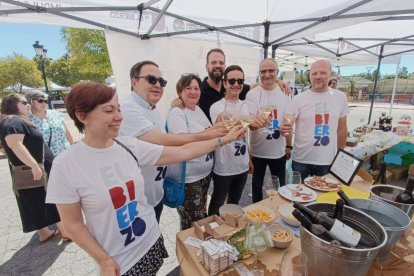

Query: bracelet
(217, 137), (223, 147)
(286, 145), (293, 150)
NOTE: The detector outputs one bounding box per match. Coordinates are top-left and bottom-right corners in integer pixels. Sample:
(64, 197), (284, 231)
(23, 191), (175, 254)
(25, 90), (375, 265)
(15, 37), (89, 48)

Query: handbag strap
(48, 126), (52, 148)
(113, 139), (139, 166)
(165, 109), (188, 184)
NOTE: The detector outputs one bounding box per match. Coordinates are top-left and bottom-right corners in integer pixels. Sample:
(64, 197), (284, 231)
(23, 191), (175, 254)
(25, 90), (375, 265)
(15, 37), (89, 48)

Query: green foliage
(398, 67), (409, 79)
(60, 28), (112, 84)
(0, 53), (43, 92)
(348, 78), (356, 97)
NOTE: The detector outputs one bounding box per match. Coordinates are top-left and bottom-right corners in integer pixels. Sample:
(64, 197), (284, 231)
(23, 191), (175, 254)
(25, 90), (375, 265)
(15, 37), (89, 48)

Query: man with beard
(281, 60), (348, 181)
(199, 48), (290, 122)
(245, 58), (293, 203)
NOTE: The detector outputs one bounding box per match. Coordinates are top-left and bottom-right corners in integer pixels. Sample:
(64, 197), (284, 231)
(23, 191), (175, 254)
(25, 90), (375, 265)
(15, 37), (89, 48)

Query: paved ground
(0, 103), (412, 275)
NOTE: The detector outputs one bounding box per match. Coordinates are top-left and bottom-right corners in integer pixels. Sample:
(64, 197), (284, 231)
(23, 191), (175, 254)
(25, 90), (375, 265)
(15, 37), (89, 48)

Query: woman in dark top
(0, 93), (64, 242)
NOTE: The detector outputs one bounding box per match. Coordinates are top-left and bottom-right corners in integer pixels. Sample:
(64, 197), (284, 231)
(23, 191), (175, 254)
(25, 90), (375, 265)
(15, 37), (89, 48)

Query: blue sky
(0, 22), (413, 76)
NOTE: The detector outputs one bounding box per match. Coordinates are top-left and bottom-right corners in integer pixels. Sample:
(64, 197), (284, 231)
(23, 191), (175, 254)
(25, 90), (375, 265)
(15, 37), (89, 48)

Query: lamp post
(33, 41), (52, 109)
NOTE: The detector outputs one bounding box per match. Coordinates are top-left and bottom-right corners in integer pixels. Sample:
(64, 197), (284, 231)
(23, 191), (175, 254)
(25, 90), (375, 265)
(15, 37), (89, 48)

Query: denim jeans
(291, 160), (331, 181)
(252, 156), (286, 203)
(208, 171), (249, 216)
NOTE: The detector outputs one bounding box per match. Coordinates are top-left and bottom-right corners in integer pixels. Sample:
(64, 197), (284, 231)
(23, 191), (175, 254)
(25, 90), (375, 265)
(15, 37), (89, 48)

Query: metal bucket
(351, 199), (411, 261)
(301, 203), (387, 276)
(370, 184), (414, 219)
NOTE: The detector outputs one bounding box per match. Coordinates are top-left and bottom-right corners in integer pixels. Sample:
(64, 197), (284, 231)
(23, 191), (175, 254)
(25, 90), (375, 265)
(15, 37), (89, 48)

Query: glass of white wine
(265, 175), (280, 202)
(222, 110), (237, 130)
(284, 111), (297, 135)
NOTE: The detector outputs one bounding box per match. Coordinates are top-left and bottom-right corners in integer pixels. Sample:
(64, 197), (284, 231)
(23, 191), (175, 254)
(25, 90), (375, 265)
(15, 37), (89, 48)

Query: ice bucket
(301, 203), (387, 276)
(351, 199), (411, 261)
(370, 184), (414, 219)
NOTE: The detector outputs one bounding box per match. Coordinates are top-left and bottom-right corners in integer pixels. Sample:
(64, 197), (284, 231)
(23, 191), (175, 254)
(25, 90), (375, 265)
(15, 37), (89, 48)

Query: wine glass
(222, 110), (237, 130)
(265, 175), (280, 203)
(284, 111), (297, 135)
(285, 171), (302, 198)
(246, 222), (269, 276)
(280, 249), (308, 276)
(258, 90), (276, 134)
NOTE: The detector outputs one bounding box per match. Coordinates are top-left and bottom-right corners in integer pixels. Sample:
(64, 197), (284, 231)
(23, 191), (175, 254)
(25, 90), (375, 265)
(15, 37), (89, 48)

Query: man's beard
(208, 69), (223, 84)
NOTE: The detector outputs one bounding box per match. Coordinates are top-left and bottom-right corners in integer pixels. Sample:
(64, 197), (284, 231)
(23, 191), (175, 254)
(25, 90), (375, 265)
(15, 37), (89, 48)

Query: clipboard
(329, 149), (363, 186)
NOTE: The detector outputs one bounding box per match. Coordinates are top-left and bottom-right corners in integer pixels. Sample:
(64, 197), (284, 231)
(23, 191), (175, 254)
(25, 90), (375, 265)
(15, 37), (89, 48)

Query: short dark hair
(176, 74), (202, 98)
(328, 78), (337, 86)
(206, 48), (225, 64)
(130, 60), (159, 79)
(223, 65), (244, 81)
(66, 81), (116, 133)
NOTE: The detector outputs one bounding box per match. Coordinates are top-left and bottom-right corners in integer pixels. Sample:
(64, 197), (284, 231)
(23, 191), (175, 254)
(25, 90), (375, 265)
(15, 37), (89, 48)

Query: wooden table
(176, 178), (414, 276)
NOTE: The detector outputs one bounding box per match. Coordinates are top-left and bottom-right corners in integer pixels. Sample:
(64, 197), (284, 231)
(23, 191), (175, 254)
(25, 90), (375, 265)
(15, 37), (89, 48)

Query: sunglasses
(259, 69), (277, 75)
(20, 100), (29, 105)
(135, 75), (168, 88)
(226, 78), (244, 85)
(181, 73), (199, 77)
(35, 98), (48, 104)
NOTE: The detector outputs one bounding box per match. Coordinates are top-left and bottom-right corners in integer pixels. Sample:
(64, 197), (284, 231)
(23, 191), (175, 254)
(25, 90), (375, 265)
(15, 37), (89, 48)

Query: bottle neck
(406, 177), (414, 193)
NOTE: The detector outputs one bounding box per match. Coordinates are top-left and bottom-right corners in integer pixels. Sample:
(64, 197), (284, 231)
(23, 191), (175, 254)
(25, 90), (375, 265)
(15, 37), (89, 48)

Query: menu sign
(329, 149), (363, 185)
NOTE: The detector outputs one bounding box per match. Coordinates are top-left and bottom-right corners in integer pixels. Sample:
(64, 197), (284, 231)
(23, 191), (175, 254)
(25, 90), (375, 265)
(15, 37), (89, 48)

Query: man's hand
(170, 97), (185, 109)
(285, 148), (292, 160)
(276, 79), (291, 95)
(248, 158), (254, 174)
(280, 122), (294, 137)
(99, 257), (120, 276)
(249, 114), (269, 130)
(222, 125), (246, 144)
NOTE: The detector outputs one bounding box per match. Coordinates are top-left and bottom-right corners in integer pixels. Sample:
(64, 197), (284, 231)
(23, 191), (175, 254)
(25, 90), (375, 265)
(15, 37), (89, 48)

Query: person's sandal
(39, 228), (59, 243)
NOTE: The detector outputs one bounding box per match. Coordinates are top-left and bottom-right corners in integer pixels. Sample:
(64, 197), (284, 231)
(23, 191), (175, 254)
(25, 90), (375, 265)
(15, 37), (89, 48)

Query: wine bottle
(293, 202), (376, 248)
(337, 190), (358, 208)
(333, 199), (344, 220)
(292, 209), (333, 242)
(395, 176), (414, 204)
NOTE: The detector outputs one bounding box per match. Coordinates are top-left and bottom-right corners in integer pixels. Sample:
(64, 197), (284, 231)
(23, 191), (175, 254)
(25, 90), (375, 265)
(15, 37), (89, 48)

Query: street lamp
(33, 41), (52, 109)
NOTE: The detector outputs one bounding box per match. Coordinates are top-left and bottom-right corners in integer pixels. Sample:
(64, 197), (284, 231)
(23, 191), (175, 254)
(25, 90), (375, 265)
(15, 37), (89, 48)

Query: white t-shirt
(291, 88), (349, 165)
(245, 86), (292, 159)
(166, 107), (214, 183)
(45, 137), (163, 275)
(119, 93), (167, 207)
(210, 99), (249, 176)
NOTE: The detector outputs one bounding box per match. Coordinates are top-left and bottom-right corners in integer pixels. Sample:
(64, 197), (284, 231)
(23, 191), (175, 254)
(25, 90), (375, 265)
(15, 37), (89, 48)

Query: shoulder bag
(163, 111), (188, 208)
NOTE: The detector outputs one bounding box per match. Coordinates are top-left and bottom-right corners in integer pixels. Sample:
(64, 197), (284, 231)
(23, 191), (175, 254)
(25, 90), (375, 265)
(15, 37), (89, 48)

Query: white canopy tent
(1, 0), (414, 118)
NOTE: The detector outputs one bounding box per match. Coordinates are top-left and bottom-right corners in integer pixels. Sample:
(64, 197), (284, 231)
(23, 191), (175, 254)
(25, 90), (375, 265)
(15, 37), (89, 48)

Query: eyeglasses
(226, 78), (244, 85)
(259, 69), (277, 75)
(181, 73), (199, 77)
(20, 100), (29, 105)
(35, 98), (48, 104)
(134, 75), (168, 88)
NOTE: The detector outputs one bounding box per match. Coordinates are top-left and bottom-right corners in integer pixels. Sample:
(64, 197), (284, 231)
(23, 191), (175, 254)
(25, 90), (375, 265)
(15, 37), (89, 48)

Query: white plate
(278, 184), (317, 203)
(304, 176), (340, 192)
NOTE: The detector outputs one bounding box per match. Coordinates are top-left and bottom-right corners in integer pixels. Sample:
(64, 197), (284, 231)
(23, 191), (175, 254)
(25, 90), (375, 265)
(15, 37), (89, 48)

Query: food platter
(278, 184), (317, 203)
(304, 176), (340, 192)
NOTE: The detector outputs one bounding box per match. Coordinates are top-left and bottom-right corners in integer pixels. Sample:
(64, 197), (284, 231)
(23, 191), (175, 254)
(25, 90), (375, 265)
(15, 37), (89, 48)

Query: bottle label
(329, 220), (361, 247)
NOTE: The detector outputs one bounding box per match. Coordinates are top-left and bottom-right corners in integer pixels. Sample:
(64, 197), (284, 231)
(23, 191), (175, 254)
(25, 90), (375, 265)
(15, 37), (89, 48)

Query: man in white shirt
(281, 59), (348, 181)
(120, 61), (225, 222)
(245, 58), (293, 203)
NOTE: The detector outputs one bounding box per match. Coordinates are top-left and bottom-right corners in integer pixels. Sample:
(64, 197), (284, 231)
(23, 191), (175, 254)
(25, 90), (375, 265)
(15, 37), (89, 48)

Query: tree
(0, 53), (43, 92)
(47, 54), (74, 87)
(398, 66), (409, 79)
(370, 69), (381, 81)
(61, 28), (112, 84)
(348, 78), (356, 100)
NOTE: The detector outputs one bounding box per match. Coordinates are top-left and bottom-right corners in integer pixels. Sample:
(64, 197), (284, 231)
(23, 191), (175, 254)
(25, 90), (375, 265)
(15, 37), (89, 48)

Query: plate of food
(278, 184), (317, 203)
(304, 176), (340, 192)
(243, 205), (275, 224)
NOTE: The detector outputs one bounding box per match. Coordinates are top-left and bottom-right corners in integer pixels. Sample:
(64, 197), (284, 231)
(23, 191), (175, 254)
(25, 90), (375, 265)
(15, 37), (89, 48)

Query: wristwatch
(286, 145), (293, 150)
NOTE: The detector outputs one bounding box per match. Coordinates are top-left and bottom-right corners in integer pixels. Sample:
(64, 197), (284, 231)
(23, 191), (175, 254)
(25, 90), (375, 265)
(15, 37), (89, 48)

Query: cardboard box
(193, 215), (236, 240)
(221, 213), (248, 228)
(388, 164), (408, 180)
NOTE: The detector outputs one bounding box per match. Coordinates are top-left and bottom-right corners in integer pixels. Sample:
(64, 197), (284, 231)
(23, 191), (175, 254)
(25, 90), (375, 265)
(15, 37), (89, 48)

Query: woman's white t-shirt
(46, 137), (163, 274)
(166, 106), (214, 183)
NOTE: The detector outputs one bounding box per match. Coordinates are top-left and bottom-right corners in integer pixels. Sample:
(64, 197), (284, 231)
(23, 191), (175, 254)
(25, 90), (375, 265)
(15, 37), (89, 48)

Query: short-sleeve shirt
(210, 99), (249, 176)
(46, 136), (163, 275)
(119, 93), (167, 207)
(166, 107), (214, 183)
(290, 88), (349, 165)
(29, 110), (70, 156)
(0, 116), (44, 165)
(245, 86), (292, 159)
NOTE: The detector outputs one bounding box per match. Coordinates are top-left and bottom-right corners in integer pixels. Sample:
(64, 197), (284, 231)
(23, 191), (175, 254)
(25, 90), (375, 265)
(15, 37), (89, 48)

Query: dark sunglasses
(35, 98), (48, 104)
(135, 75), (168, 87)
(226, 78), (244, 85)
(20, 100), (29, 105)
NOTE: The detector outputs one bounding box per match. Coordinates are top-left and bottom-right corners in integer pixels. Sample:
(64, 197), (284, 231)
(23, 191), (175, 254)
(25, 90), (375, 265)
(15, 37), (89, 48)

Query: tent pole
(271, 45), (278, 59)
(389, 56), (401, 115)
(263, 21), (270, 59)
(368, 45), (384, 124)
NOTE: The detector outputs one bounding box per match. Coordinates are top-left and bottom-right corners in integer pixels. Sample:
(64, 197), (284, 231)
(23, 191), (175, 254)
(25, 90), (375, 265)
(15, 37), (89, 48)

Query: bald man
(281, 59), (348, 180)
